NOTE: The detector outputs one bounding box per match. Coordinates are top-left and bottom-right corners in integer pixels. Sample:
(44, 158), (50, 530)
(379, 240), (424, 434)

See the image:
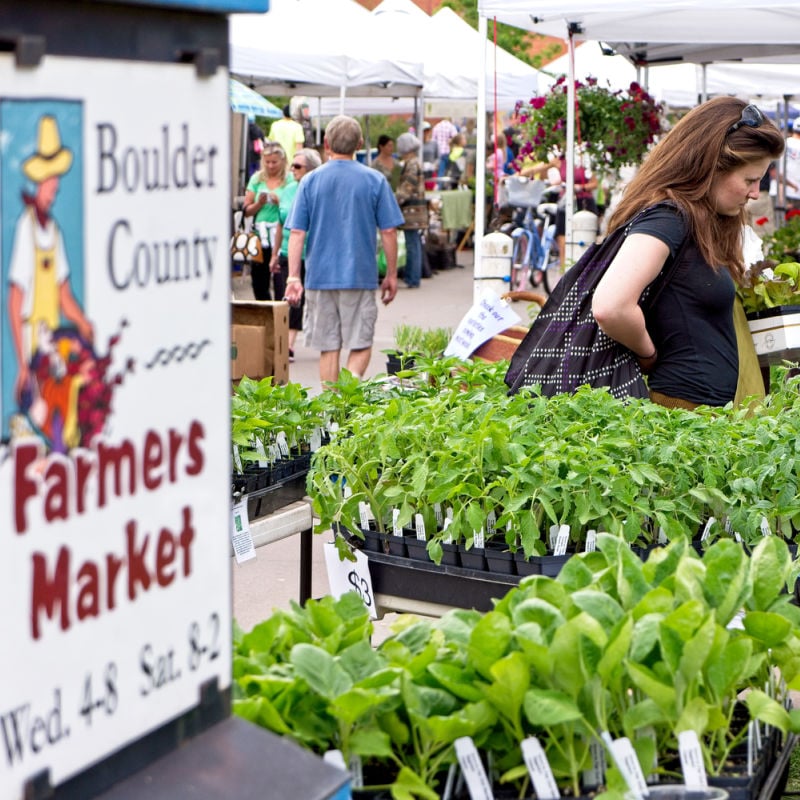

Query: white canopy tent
(474, 0), (800, 272)
(309, 0), (542, 119)
(539, 43), (800, 111)
(229, 0), (424, 105)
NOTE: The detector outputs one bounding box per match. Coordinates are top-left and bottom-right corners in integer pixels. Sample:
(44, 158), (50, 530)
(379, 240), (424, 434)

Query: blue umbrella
(229, 78), (282, 119)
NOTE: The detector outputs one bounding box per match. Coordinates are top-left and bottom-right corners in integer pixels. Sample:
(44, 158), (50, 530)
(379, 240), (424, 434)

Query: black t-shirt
(628, 205), (738, 406)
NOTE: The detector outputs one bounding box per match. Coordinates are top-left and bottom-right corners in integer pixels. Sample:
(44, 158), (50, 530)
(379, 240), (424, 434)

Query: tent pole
(565, 26), (576, 266)
(474, 13), (488, 299)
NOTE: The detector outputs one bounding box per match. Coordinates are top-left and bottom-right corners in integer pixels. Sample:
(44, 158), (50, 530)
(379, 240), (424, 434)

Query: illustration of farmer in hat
(7, 114), (96, 451)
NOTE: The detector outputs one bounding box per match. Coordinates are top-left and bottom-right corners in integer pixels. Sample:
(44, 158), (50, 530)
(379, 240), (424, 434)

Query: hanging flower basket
(515, 76), (664, 176)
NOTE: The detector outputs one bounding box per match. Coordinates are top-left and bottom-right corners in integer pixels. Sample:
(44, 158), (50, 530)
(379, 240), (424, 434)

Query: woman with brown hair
(243, 142), (293, 300)
(593, 96), (785, 409)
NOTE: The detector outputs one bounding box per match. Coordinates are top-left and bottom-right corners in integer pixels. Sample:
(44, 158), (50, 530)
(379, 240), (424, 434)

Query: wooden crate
(231, 300), (289, 384)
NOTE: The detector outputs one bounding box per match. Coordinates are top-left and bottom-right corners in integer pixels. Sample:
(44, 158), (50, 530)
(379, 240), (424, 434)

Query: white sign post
(0, 55), (231, 798)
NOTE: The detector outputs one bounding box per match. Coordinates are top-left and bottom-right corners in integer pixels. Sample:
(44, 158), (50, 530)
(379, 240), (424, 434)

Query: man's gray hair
(325, 115), (363, 156)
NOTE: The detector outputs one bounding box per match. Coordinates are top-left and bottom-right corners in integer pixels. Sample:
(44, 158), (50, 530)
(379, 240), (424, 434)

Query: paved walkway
(231, 250), (521, 636)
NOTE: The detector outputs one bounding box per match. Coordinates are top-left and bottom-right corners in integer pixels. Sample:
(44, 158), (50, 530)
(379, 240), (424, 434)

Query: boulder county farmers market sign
(0, 56), (231, 797)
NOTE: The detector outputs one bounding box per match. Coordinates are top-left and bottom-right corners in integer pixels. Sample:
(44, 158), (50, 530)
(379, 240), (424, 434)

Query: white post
(565, 30), (576, 266)
(475, 14), (489, 290)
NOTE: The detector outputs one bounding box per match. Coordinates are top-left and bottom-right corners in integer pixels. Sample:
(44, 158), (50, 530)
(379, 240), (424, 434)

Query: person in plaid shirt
(431, 118), (458, 179)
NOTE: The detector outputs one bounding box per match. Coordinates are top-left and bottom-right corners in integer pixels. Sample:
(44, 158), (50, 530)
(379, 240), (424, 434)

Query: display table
(427, 189), (473, 232)
(232, 499), (315, 604)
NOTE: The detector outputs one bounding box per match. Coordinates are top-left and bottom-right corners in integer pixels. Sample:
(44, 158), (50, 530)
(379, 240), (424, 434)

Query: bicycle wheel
(511, 232), (532, 290)
(543, 242), (563, 295)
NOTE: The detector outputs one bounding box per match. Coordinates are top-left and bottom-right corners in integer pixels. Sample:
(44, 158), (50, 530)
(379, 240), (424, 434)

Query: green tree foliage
(441, 0), (563, 69)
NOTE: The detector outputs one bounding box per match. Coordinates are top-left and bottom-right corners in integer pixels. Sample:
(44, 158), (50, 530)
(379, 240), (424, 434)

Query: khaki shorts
(304, 289), (378, 352)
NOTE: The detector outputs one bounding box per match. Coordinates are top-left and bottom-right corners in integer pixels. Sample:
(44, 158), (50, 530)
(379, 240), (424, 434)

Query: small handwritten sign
(444, 290), (521, 360)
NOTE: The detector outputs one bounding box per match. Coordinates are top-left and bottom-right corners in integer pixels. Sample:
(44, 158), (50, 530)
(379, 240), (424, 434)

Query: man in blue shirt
(285, 115), (403, 384)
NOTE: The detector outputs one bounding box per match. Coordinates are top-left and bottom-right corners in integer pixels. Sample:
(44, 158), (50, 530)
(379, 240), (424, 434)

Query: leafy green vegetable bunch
(738, 260), (800, 314)
(233, 534), (800, 799)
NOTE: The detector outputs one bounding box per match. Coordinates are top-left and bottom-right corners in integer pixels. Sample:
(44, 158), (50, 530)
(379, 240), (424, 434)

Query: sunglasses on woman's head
(727, 104), (765, 135)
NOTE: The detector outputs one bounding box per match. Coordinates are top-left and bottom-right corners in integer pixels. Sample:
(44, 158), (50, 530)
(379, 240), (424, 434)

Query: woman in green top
(272, 147), (322, 361)
(244, 142), (294, 300)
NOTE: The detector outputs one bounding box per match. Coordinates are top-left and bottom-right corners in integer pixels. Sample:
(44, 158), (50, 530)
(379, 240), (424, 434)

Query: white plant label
(344, 484), (353, 499)
(255, 437), (268, 468)
(678, 730), (707, 788)
(521, 737), (561, 799)
(582, 736), (606, 788)
(473, 528), (485, 549)
(585, 530), (597, 553)
(602, 733), (649, 799)
(434, 503), (443, 527)
(392, 508), (402, 537)
(349, 753), (364, 788)
(323, 543), (378, 619)
(760, 516), (772, 537)
(276, 430), (290, 457)
(358, 501), (371, 530)
(414, 512), (426, 541)
(231, 498), (256, 564)
(309, 426), (322, 452)
(323, 749), (348, 772)
(486, 510), (496, 535)
(700, 516), (715, 541)
(454, 737), (493, 800)
(233, 444), (243, 474)
(442, 517), (453, 544)
(553, 524), (570, 556)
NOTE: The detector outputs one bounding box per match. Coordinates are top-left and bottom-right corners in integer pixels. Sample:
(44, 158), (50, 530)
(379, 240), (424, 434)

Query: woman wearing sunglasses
(271, 148), (323, 361)
(593, 97), (784, 409)
(243, 143), (293, 301)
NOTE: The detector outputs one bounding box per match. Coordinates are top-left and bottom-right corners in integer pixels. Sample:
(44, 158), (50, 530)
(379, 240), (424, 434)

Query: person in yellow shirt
(268, 104), (304, 159)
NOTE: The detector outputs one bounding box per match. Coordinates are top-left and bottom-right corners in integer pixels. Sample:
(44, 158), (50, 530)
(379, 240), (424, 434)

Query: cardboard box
(746, 306), (800, 366)
(231, 301), (289, 383)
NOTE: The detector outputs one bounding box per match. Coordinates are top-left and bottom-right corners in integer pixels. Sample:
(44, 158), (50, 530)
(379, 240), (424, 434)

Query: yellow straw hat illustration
(23, 115), (73, 182)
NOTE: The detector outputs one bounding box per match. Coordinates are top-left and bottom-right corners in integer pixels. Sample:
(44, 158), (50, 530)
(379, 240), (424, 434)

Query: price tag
(585, 530), (597, 553)
(602, 733), (649, 799)
(521, 737), (561, 799)
(454, 737), (493, 800)
(230, 498), (256, 564)
(678, 730), (707, 788)
(323, 542), (378, 619)
(415, 513), (427, 541)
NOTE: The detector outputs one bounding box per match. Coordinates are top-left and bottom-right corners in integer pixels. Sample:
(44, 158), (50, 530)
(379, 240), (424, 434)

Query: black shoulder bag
(504, 210), (688, 400)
